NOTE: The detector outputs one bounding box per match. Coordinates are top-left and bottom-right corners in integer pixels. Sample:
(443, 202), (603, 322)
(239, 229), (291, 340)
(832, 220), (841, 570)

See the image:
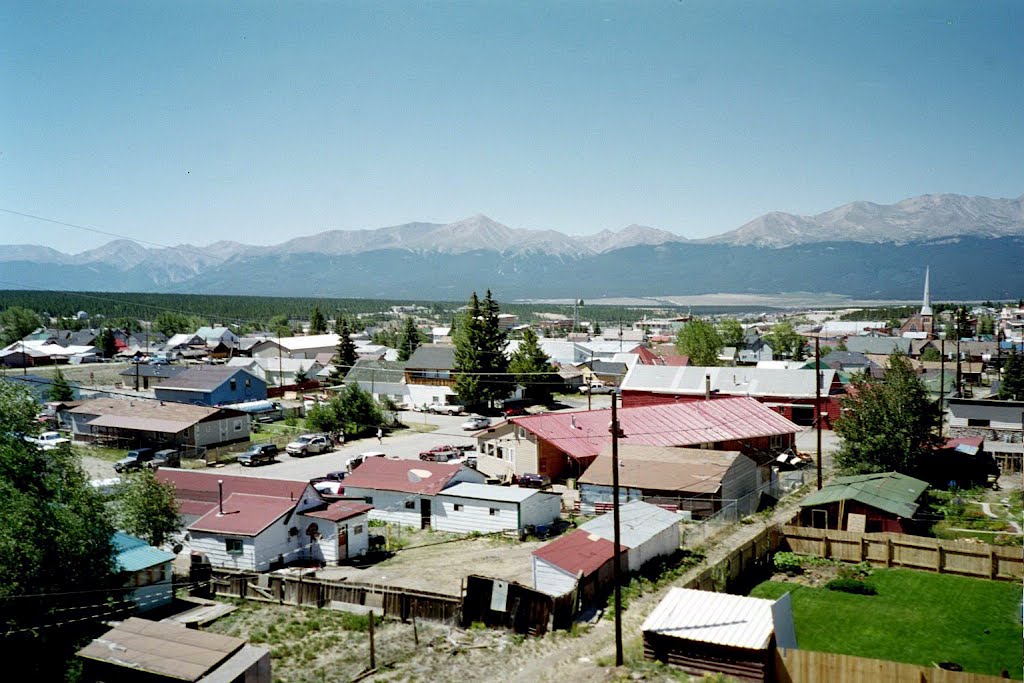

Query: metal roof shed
(797, 472), (929, 533)
(577, 500), (682, 572)
(642, 588), (796, 683)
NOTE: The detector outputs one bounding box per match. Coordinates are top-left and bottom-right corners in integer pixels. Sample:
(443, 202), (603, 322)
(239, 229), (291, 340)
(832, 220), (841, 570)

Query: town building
(113, 532), (175, 614)
(65, 398), (250, 449)
(153, 366), (267, 406)
(797, 471), (929, 533)
(433, 483), (562, 534)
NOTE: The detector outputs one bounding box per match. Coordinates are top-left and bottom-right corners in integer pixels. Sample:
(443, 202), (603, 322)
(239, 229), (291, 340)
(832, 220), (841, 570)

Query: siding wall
(626, 525), (681, 572)
(432, 497), (520, 534)
(191, 517), (305, 571)
(344, 488), (425, 528)
(532, 557), (578, 596)
(719, 454), (760, 504)
(519, 492), (563, 528)
(298, 513), (369, 563)
(476, 423), (539, 476)
(194, 415), (250, 448)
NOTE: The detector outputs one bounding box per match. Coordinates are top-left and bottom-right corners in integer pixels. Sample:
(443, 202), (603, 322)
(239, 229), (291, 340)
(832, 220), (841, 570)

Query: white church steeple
(920, 266), (932, 316)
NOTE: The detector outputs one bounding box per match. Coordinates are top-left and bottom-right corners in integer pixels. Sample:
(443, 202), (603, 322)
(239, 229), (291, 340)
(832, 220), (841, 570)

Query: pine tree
(293, 364), (309, 385)
(998, 352), (1024, 400)
(509, 328), (559, 403)
(49, 367), (75, 402)
(98, 328), (117, 358)
(479, 290), (510, 407)
(309, 306), (327, 334)
(398, 316), (421, 362)
(453, 293), (486, 406)
(330, 317), (359, 382)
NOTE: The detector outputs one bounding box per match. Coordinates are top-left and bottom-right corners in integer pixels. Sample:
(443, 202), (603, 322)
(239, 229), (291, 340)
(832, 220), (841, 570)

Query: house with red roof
(531, 529), (626, 601)
(475, 396), (800, 482)
(157, 470), (372, 571)
(341, 458), (486, 529)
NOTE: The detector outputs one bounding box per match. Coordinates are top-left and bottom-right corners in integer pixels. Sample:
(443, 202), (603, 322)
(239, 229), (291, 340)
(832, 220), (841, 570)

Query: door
(338, 524), (348, 561)
(420, 498), (431, 530)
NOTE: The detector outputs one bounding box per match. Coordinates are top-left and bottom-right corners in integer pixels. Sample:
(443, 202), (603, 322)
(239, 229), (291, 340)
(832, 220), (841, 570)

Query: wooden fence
(775, 648), (1013, 683)
(781, 526), (1023, 581)
(683, 526), (781, 593)
(461, 575), (577, 636)
(208, 570), (461, 623)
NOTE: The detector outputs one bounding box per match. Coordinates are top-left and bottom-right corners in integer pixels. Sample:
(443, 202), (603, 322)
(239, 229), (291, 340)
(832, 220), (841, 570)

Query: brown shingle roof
(578, 446), (740, 494)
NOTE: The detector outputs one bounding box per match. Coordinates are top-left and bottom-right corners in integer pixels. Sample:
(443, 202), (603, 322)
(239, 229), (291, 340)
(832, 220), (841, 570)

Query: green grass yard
(751, 568), (1023, 678)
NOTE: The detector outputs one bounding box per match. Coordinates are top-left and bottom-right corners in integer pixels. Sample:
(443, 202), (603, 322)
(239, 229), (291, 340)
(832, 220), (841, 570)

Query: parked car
(579, 381), (616, 394)
(428, 403), (465, 416)
(151, 449), (180, 468)
(25, 431), (71, 450)
(501, 406), (528, 417)
(518, 472), (551, 489)
(325, 470), (348, 482)
(345, 451), (386, 472)
(461, 416), (491, 431)
(286, 433), (332, 457)
(419, 447), (461, 462)
(114, 448), (156, 473)
(237, 443), (278, 466)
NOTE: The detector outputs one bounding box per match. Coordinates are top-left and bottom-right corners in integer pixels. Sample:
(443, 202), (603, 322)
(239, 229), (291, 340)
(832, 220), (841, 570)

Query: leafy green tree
(97, 327), (117, 358)
(719, 318), (745, 348)
(49, 367), (75, 401)
(998, 352), (1024, 400)
(333, 317), (359, 373)
(309, 306), (328, 334)
(454, 291), (510, 408)
(114, 469), (181, 547)
(834, 353), (942, 476)
(153, 311), (204, 336)
(0, 382), (118, 679)
(836, 337), (848, 352)
(372, 327), (398, 348)
(0, 306), (42, 345)
(819, 345), (833, 358)
(978, 316), (995, 336)
(269, 314), (292, 338)
(920, 347), (942, 362)
(766, 321), (804, 360)
(509, 328), (560, 403)
(398, 316), (421, 362)
(306, 385), (383, 436)
(675, 319), (723, 366)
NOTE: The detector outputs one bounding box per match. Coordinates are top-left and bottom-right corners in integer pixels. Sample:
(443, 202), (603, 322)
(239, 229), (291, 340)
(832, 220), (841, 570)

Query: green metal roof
(799, 472), (928, 518)
(113, 532), (175, 573)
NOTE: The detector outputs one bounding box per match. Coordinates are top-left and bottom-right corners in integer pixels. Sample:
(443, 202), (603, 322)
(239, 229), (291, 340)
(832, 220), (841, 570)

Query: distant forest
(0, 290), (775, 329)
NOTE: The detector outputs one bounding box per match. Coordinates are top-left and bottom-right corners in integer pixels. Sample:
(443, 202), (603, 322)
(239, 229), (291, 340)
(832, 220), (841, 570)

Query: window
(489, 508), (498, 516)
(225, 538), (243, 555)
(229, 379), (237, 391)
(353, 525), (363, 535)
(770, 434), (784, 449)
(699, 442), (714, 450)
(967, 418), (990, 427)
(365, 496), (373, 505)
(234, 419), (243, 431)
(454, 503), (463, 512)
(404, 500), (415, 509)
(245, 378), (251, 387)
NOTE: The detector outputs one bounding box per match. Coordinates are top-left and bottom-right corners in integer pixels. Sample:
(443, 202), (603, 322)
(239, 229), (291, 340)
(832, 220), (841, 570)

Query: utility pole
(815, 335), (822, 490)
(610, 392), (624, 667)
(939, 337), (946, 411)
(956, 338), (963, 397)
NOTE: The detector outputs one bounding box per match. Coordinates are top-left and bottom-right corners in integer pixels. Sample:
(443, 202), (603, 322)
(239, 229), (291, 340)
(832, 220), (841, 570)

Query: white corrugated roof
(438, 483), (547, 503)
(622, 365), (834, 399)
(641, 587), (776, 650)
(578, 500), (681, 547)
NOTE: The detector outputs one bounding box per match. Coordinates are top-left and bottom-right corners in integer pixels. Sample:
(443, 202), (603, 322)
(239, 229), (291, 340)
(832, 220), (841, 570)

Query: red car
(501, 406), (528, 417)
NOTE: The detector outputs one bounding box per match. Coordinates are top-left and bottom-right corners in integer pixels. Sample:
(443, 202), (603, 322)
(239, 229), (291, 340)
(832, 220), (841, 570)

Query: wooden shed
(642, 588), (796, 683)
(797, 471), (929, 534)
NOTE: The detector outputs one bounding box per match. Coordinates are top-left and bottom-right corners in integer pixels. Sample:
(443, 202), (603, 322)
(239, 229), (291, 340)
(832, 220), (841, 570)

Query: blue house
(154, 366), (266, 406)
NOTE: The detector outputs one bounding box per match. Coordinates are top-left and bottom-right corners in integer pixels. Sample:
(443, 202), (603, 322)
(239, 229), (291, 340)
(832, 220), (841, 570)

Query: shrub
(825, 578), (877, 595)
(773, 552), (804, 573)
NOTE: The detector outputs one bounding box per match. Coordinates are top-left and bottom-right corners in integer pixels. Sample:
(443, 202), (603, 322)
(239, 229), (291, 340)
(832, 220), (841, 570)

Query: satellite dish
(408, 468), (433, 482)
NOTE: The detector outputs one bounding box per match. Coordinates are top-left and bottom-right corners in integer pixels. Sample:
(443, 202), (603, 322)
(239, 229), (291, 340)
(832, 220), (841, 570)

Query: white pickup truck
(26, 431), (71, 450)
(579, 381), (616, 395)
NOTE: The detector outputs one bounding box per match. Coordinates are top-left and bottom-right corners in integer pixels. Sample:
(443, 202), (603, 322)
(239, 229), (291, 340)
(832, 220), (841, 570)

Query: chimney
(705, 374), (711, 400)
(218, 479), (224, 516)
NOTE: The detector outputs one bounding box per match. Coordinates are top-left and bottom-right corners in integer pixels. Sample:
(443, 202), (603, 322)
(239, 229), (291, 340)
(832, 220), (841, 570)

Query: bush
(825, 578), (877, 595)
(773, 552), (804, 573)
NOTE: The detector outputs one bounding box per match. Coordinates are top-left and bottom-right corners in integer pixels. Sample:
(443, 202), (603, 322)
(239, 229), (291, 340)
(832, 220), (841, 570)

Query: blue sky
(2, 1), (1021, 253)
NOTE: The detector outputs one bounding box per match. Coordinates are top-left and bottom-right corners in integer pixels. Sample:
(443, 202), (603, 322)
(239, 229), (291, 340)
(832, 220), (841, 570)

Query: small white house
(577, 500), (682, 573)
(341, 459), (486, 529)
(433, 483), (562, 534)
(299, 501), (373, 563)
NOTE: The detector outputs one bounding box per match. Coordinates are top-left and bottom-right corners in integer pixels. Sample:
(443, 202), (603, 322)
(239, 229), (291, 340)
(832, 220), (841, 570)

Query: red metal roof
(341, 458), (469, 495)
(635, 346), (662, 366)
(303, 501), (373, 522)
(510, 396), (799, 460)
(189, 494), (295, 536)
(156, 470), (311, 517)
(532, 529), (623, 577)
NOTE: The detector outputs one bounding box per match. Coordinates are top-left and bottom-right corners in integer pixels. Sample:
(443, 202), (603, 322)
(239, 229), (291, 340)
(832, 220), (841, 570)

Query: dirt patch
(316, 529), (548, 595)
(767, 565), (844, 588)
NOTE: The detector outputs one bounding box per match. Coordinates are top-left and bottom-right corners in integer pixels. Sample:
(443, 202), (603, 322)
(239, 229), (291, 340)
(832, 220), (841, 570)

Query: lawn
(751, 568), (1023, 678)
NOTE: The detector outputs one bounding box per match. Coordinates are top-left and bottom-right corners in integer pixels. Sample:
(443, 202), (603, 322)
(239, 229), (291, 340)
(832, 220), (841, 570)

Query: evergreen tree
(509, 328), (559, 403)
(0, 306), (43, 345)
(453, 293), (486, 406)
(998, 352), (1024, 400)
(675, 319), (723, 366)
(479, 290), (510, 407)
(834, 352), (942, 476)
(920, 347), (942, 362)
(293, 364), (309, 384)
(49, 367), (75, 401)
(954, 306), (972, 340)
(98, 328), (117, 358)
(309, 306), (328, 334)
(398, 316), (421, 361)
(331, 317), (358, 382)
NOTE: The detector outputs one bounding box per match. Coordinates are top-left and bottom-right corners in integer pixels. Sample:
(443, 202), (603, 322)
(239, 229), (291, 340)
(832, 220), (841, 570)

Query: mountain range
(1, 193), (1021, 301)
